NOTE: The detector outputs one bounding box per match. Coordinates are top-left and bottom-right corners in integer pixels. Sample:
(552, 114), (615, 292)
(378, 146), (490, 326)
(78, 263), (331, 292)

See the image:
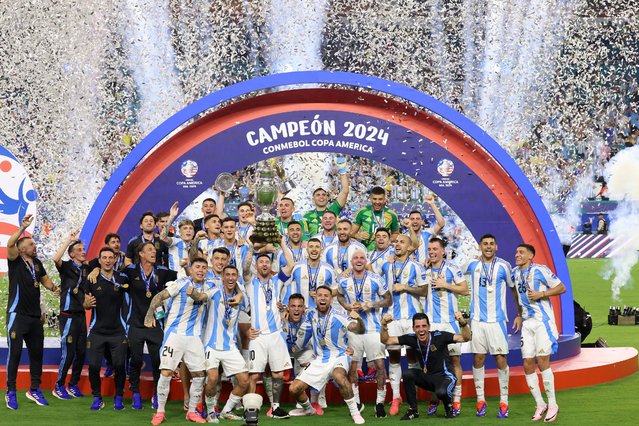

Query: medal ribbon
(101, 272), (120, 288)
(392, 260), (410, 284)
(369, 246), (391, 265)
(223, 289), (237, 324)
(480, 258), (497, 287)
(353, 272), (368, 302)
(317, 307), (333, 343)
(430, 260), (446, 294)
(227, 243), (237, 267)
(139, 264), (156, 294)
(416, 334), (432, 369)
(72, 261), (83, 292)
(22, 257), (36, 282)
(338, 243), (350, 270)
(372, 209), (386, 230)
(520, 264), (534, 293)
(287, 320), (300, 347)
(307, 262), (321, 292)
(260, 279), (273, 306)
(288, 242), (303, 262)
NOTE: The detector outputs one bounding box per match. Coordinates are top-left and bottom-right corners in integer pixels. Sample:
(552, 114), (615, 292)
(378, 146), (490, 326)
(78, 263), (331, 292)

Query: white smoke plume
(601, 145), (639, 300)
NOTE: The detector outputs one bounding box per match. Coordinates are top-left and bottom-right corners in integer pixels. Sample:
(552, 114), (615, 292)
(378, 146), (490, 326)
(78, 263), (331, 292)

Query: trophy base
(250, 218), (280, 245)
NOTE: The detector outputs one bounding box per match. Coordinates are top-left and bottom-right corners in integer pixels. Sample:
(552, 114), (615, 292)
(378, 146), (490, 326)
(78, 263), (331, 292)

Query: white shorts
(159, 334), (206, 372)
(470, 320), (509, 355)
(430, 322), (461, 356)
(387, 318), (414, 350)
(248, 331), (292, 373)
(297, 355), (350, 391)
(521, 318), (559, 359)
(205, 347), (248, 377)
(348, 332), (386, 361)
(293, 349), (315, 377)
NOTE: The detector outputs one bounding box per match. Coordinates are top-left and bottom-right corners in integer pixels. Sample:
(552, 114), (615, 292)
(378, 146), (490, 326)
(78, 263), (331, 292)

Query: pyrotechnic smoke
(602, 145), (639, 300)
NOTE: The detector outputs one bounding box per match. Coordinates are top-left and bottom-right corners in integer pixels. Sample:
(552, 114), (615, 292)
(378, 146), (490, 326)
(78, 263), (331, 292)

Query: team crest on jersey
(430, 344), (437, 352)
(34, 263), (40, 272)
(155, 242), (160, 249)
(67, 335), (73, 343)
(10, 331), (16, 339)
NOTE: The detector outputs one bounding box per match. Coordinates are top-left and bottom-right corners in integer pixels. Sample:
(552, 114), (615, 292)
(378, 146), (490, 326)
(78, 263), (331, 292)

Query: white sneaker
(206, 412), (220, 424)
(220, 411), (243, 421)
(532, 405), (548, 421)
(289, 407), (316, 417)
(352, 413), (366, 424)
(544, 405), (559, 422)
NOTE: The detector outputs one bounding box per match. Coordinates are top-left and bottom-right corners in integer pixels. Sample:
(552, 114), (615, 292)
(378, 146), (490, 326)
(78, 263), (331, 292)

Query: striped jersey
(411, 229), (434, 265)
(425, 261), (466, 327)
(284, 260), (337, 308)
(224, 241), (251, 270)
(236, 223), (254, 242)
(198, 237), (224, 268)
(323, 240), (367, 274)
(245, 271), (290, 334)
(299, 308), (353, 362)
(167, 237), (193, 276)
(465, 257), (514, 322)
(164, 277), (211, 337)
(337, 272), (388, 333)
(312, 231), (337, 248)
(272, 244), (307, 273)
(381, 258), (427, 319)
(201, 285), (249, 351)
(283, 315), (313, 355)
(512, 263), (562, 322)
(368, 246), (395, 275)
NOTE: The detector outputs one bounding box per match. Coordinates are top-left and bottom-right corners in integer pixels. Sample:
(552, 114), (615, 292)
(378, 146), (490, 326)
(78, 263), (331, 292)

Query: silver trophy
(269, 158), (296, 194)
(334, 155), (349, 175)
(214, 172), (236, 194)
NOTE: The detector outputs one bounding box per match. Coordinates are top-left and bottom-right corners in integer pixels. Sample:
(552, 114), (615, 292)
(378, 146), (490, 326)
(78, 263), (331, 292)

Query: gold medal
(437, 290), (443, 297)
(487, 285), (494, 293)
(266, 304), (271, 310)
(146, 291), (152, 298)
(226, 319), (231, 326)
(423, 366), (428, 374)
(34, 282), (39, 288)
(73, 288), (79, 294)
(122, 284), (129, 289)
(320, 339), (326, 345)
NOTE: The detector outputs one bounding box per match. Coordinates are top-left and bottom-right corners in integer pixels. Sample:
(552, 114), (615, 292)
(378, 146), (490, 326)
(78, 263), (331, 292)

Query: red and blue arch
(81, 71), (575, 348)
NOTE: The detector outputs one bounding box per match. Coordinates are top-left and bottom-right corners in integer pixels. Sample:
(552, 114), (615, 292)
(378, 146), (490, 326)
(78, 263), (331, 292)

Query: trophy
(214, 172), (236, 194)
(269, 158), (295, 194)
(334, 155), (349, 175)
(251, 162), (281, 245)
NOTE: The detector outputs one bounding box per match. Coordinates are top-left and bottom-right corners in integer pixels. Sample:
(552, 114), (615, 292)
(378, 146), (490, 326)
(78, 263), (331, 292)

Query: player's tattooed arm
(347, 310), (365, 334)
(361, 290), (392, 311)
(159, 202), (179, 243)
(380, 313), (399, 345)
(145, 289), (170, 328)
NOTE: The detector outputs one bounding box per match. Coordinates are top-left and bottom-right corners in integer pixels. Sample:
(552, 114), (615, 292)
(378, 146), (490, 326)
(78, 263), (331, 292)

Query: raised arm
(425, 194), (445, 235)
(335, 173), (350, 208)
(160, 202), (179, 243)
(279, 235), (295, 276)
(7, 214), (33, 261)
(214, 190), (228, 220)
(53, 230), (80, 267)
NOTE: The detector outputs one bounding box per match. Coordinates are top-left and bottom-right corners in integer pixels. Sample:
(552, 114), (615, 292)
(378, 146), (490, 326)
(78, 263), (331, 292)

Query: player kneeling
(287, 286), (367, 424)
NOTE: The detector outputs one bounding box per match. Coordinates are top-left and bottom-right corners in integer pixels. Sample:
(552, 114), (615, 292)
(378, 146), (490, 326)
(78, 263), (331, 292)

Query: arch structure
(81, 71), (575, 340)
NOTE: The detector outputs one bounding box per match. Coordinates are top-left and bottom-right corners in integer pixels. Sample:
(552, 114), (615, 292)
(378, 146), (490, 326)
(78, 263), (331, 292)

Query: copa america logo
(181, 160), (199, 178)
(437, 158), (455, 177)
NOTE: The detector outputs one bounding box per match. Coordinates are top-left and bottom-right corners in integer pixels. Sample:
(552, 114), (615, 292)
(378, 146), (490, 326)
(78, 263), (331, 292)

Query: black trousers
(5, 313), (43, 392)
(56, 312), (87, 387)
(127, 326), (163, 393)
(87, 332), (128, 397)
(402, 368), (456, 409)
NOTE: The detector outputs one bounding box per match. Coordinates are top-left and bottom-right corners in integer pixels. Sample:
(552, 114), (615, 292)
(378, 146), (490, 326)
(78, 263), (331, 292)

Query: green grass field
(1, 258), (638, 424)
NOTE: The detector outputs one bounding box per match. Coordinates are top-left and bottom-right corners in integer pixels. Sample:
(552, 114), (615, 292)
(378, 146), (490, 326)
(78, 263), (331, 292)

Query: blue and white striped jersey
(312, 232), (336, 248)
(167, 238), (192, 276)
(425, 261), (466, 327)
(368, 246), (395, 276)
(381, 259), (427, 319)
(283, 260), (337, 308)
(323, 240), (367, 274)
(299, 308), (353, 362)
(164, 277), (211, 337)
(201, 285), (249, 351)
(512, 263), (562, 322)
(411, 229), (434, 265)
(198, 237), (224, 268)
(465, 257), (514, 322)
(246, 271), (290, 334)
(224, 241), (252, 271)
(283, 315), (313, 355)
(337, 272), (389, 333)
(272, 244), (306, 273)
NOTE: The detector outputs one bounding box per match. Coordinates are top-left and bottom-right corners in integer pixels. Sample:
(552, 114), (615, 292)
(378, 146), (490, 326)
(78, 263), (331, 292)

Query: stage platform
(1, 347), (635, 403)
